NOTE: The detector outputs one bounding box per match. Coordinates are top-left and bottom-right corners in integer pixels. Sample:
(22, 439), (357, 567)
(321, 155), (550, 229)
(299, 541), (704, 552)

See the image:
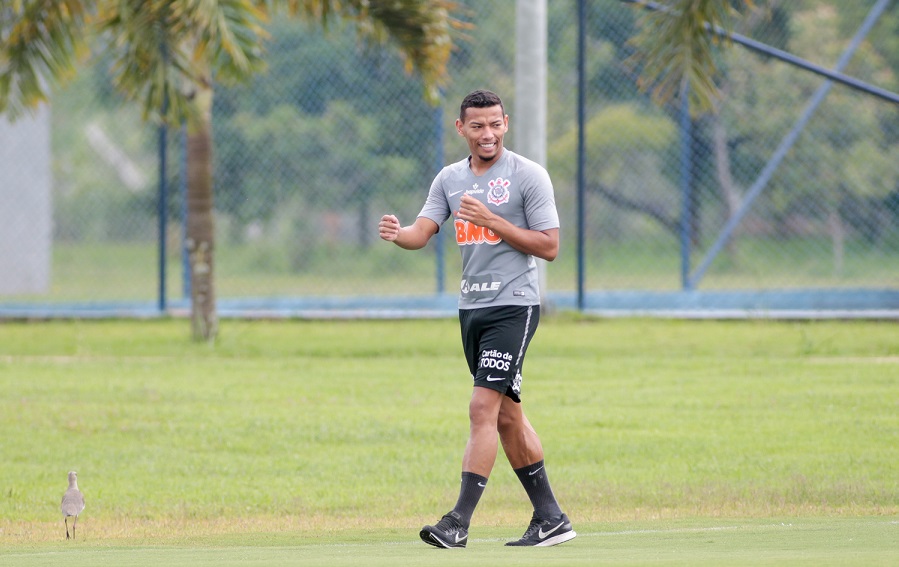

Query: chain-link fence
(1, 0), (897, 318)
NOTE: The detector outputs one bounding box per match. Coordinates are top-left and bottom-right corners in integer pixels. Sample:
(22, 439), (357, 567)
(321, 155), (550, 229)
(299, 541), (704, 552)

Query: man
(378, 89), (575, 548)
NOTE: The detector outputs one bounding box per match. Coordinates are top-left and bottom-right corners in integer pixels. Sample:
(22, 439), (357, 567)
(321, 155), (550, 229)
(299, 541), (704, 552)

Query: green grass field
(0, 317), (896, 566)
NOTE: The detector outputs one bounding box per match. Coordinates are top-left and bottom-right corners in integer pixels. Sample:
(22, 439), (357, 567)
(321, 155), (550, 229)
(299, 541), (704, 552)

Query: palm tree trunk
(828, 207), (845, 278)
(712, 108), (741, 260)
(185, 81), (218, 341)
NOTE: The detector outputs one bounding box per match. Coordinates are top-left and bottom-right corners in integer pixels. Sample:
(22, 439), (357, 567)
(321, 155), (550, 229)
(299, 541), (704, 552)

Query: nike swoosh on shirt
(538, 521), (565, 540)
(448, 189), (465, 197)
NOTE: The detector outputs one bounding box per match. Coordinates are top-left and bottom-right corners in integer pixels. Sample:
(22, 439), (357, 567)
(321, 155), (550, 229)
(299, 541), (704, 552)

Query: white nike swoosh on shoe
(528, 465), (545, 476)
(455, 533), (468, 543)
(538, 521), (565, 540)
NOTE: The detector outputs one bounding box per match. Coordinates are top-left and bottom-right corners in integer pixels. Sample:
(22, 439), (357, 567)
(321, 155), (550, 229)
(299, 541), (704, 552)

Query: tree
(211, 20), (436, 252)
(1, 0), (464, 341)
(628, 0), (758, 116)
(630, 0), (898, 276)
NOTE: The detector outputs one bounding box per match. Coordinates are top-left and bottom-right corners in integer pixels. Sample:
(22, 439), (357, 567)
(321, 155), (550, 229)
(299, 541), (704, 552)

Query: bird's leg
(65, 517), (70, 540)
(73, 516), (77, 540)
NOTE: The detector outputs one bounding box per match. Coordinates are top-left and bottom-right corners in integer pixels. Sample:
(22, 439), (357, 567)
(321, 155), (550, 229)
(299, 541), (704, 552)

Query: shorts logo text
(479, 349), (512, 372)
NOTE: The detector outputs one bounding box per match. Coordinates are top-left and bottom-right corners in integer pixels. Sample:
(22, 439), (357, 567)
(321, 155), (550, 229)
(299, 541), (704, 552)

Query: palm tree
(626, 0), (758, 252)
(1, 0), (463, 340)
(628, 0), (758, 115)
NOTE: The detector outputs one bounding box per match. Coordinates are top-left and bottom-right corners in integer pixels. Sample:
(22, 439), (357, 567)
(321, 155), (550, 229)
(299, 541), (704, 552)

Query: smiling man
(378, 89), (576, 549)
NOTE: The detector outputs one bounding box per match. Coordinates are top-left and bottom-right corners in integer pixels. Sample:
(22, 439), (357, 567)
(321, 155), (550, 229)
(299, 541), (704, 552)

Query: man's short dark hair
(460, 90), (504, 121)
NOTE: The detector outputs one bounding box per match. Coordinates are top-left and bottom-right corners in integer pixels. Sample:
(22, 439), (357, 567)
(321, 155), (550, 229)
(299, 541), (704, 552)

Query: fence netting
(2, 0), (897, 316)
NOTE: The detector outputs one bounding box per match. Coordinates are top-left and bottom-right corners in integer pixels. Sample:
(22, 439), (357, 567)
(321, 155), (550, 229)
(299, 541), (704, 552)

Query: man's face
(456, 105), (508, 164)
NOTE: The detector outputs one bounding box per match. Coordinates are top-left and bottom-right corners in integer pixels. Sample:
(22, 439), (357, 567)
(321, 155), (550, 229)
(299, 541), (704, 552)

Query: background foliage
(4, 0), (897, 306)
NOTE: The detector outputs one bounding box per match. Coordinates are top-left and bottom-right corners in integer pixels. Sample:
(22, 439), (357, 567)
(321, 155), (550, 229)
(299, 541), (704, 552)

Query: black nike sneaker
(505, 512), (577, 547)
(420, 511), (469, 549)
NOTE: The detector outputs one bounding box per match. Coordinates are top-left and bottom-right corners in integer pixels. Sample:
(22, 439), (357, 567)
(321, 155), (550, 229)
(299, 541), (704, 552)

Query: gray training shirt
(418, 149), (560, 309)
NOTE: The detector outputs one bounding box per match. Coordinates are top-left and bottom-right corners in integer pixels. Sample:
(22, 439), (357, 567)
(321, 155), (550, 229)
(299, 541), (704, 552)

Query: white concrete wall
(0, 107), (52, 294)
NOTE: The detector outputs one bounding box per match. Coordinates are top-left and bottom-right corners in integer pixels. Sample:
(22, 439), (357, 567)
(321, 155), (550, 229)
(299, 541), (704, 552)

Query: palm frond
(0, 0), (90, 119)
(360, 0), (469, 100)
(267, 0), (470, 104)
(628, 0), (756, 115)
(2, 0), (466, 123)
(353, 0), (471, 102)
(96, 0), (269, 125)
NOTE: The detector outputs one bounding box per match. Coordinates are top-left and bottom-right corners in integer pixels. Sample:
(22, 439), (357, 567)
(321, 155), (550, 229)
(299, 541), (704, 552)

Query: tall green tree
(1, 0), (463, 341)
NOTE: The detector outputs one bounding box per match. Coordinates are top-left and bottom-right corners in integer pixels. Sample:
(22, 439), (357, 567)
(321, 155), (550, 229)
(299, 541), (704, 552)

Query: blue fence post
(679, 82), (693, 290)
(157, 99), (168, 313)
(434, 99), (445, 295)
(180, 124), (191, 301)
(576, 0), (587, 311)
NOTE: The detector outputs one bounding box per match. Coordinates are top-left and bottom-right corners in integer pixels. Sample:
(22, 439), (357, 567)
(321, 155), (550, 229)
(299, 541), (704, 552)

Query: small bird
(61, 471), (85, 540)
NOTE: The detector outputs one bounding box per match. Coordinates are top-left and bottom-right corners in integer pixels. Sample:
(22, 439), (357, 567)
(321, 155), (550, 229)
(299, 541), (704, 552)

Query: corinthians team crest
(487, 177), (511, 206)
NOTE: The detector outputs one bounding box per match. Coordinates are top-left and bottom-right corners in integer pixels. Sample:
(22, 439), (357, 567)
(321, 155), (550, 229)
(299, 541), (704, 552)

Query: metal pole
(576, 0), (587, 310)
(515, 0), (550, 304)
(181, 123), (191, 300)
(515, 0), (548, 166)
(678, 81), (692, 290)
(434, 100), (445, 295)
(157, 102), (168, 313)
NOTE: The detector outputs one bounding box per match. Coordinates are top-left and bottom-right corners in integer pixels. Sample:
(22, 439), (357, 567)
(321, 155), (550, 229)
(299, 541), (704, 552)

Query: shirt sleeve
(417, 167), (452, 230)
(522, 163), (560, 231)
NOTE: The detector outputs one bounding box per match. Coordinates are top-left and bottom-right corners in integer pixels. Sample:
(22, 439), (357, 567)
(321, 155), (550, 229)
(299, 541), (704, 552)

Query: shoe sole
(535, 530), (577, 547)
(420, 528), (466, 549)
(506, 529), (578, 547)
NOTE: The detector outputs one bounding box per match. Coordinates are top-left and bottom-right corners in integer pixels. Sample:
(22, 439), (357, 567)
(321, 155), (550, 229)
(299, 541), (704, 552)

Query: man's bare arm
(379, 215), (440, 250)
(455, 195), (559, 261)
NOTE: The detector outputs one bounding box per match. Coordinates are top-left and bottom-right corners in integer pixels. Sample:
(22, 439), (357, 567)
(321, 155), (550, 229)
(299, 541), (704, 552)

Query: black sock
(514, 460), (563, 519)
(451, 472), (488, 528)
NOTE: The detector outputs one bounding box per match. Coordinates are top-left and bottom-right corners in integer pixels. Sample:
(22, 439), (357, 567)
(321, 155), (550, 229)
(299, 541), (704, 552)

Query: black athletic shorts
(458, 304), (540, 403)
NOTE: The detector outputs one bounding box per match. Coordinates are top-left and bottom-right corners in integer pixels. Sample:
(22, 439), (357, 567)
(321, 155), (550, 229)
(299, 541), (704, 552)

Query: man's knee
(497, 403), (523, 435)
(468, 388), (503, 425)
